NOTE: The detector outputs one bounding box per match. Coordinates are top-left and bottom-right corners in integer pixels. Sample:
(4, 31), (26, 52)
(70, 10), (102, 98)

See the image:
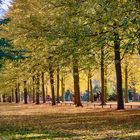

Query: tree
(85, 0), (140, 109)
(1, 0), (139, 110)
(56, 68), (60, 103)
(35, 74), (40, 104)
(41, 72), (46, 103)
(23, 80), (28, 104)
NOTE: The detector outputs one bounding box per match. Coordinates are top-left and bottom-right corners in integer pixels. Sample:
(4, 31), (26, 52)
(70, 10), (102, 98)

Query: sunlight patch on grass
(0, 104), (140, 139)
(15, 133), (48, 139)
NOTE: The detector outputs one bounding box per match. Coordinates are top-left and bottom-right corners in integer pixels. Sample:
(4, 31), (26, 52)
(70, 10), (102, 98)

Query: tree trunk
(0, 95), (1, 102)
(114, 32), (124, 110)
(49, 64), (56, 105)
(29, 82), (32, 102)
(15, 86), (18, 103)
(42, 72), (46, 103)
(87, 75), (90, 94)
(125, 63), (128, 103)
(61, 77), (65, 102)
(23, 81), (28, 104)
(8, 96), (12, 103)
(89, 78), (94, 102)
(27, 82), (31, 102)
(17, 83), (20, 102)
(56, 68), (60, 103)
(36, 74), (40, 104)
(73, 59), (82, 107)
(2, 94), (6, 102)
(11, 88), (14, 102)
(32, 76), (35, 103)
(101, 46), (106, 105)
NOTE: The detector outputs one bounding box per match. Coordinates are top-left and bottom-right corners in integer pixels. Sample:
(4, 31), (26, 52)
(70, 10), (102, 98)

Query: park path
(0, 101), (139, 116)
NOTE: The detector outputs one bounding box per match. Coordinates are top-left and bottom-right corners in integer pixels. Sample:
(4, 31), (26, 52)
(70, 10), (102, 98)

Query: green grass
(0, 103), (140, 140)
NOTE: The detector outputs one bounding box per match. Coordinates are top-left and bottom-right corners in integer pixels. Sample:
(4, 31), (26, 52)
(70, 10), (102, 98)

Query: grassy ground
(0, 103), (140, 140)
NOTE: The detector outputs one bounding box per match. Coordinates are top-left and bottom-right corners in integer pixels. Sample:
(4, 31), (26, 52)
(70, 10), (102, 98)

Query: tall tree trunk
(0, 95), (1, 102)
(114, 32), (124, 110)
(23, 81), (28, 104)
(61, 77), (65, 102)
(101, 46), (106, 105)
(56, 68), (60, 103)
(87, 75), (90, 93)
(42, 72), (46, 103)
(15, 85), (18, 103)
(2, 94), (6, 102)
(32, 76), (35, 103)
(73, 59), (82, 107)
(29, 82), (32, 102)
(11, 88), (14, 102)
(49, 63), (56, 105)
(17, 83), (20, 102)
(36, 74), (40, 104)
(125, 62), (128, 103)
(89, 78), (94, 102)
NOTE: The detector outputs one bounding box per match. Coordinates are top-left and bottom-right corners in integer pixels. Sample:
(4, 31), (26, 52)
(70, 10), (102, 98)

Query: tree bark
(49, 63), (56, 105)
(2, 94), (6, 102)
(61, 77), (65, 102)
(89, 78), (94, 102)
(32, 76), (35, 103)
(114, 32), (124, 110)
(56, 68), (60, 103)
(73, 59), (82, 107)
(42, 72), (46, 103)
(15, 86), (18, 103)
(29, 82), (32, 102)
(17, 83), (20, 102)
(23, 81), (28, 104)
(0, 95), (1, 102)
(87, 75), (90, 94)
(11, 88), (14, 102)
(36, 74), (40, 104)
(125, 63), (128, 103)
(101, 46), (106, 105)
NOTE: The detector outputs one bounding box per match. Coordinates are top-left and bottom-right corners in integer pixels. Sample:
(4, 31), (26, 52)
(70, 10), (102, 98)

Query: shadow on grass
(0, 110), (140, 139)
(102, 135), (140, 140)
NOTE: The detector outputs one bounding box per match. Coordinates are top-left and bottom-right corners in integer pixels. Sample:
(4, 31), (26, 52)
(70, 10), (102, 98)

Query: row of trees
(0, 0), (139, 109)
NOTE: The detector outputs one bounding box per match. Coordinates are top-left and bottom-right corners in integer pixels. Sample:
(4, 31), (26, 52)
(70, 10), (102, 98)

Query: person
(46, 95), (51, 102)
(128, 89), (133, 101)
(82, 90), (89, 101)
(64, 89), (72, 101)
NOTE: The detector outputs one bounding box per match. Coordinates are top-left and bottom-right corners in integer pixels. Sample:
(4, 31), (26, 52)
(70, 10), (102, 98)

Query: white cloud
(0, 0), (13, 18)
(1, 3), (9, 10)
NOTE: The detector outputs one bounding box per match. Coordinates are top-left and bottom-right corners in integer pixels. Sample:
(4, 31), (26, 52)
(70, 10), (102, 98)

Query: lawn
(0, 103), (140, 140)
